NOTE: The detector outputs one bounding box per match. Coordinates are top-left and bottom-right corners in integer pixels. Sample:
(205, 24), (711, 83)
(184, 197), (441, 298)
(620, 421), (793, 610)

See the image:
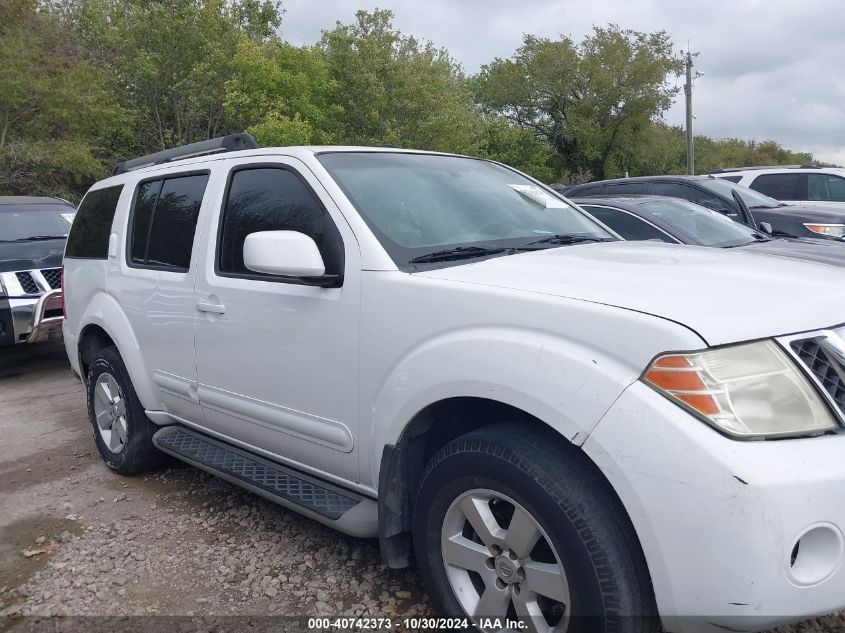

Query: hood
(753, 203), (845, 222)
(736, 237), (845, 268)
(417, 241), (845, 346)
(0, 238), (65, 273)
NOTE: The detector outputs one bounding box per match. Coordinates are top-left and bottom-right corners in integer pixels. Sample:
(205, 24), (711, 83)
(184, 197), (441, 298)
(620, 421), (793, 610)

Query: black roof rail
(112, 133), (258, 176)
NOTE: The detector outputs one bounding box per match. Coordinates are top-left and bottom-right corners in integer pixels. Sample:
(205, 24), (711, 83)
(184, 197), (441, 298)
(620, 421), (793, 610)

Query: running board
(152, 426), (378, 537)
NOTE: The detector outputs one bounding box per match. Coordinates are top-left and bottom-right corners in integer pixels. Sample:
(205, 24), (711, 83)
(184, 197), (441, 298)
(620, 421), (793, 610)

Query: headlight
(643, 340), (837, 439)
(804, 223), (845, 238)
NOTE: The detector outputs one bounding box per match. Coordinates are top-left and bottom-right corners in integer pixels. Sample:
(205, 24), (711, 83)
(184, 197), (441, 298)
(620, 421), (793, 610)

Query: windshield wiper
(0, 235), (67, 243)
(408, 246), (507, 264)
(526, 234), (614, 246)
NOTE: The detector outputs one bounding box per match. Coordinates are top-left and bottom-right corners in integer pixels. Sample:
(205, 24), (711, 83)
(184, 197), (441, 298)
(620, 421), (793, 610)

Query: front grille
(15, 271), (39, 294)
(791, 338), (845, 412)
(41, 267), (61, 289)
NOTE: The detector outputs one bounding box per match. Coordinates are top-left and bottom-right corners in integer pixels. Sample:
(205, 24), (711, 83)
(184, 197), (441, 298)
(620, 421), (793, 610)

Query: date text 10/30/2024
(308, 617), (527, 630)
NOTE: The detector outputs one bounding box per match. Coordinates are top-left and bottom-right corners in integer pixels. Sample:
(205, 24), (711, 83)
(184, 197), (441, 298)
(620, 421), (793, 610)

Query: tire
(86, 346), (166, 475)
(413, 424), (657, 633)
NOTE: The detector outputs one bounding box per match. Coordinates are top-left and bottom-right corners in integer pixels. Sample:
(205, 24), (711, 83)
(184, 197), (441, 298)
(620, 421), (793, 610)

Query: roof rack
(708, 164), (821, 174)
(112, 133), (258, 176)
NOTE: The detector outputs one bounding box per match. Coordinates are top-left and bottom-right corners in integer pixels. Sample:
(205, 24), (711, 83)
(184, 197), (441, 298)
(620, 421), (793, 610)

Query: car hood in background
(752, 203), (845, 224)
(417, 241), (845, 346)
(0, 238), (65, 273)
(736, 237), (845, 267)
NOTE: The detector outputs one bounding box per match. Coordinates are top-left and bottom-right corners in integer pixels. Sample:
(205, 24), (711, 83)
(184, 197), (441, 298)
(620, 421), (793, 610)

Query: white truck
(62, 135), (845, 633)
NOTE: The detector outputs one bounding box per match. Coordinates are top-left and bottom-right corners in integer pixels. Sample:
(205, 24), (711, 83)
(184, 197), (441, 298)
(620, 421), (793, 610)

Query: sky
(278, 0), (845, 165)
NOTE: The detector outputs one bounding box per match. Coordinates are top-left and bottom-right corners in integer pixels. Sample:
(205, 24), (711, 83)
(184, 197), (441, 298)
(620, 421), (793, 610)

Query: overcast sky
(278, 0), (845, 165)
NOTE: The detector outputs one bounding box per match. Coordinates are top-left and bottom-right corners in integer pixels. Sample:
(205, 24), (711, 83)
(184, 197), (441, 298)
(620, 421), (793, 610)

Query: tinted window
(130, 180), (161, 264)
(750, 173), (801, 200)
(66, 185), (123, 258)
(719, 176), (742, 183)
(807, 174), (845, 202)
(129, 174), (207, 270)
(603, 182), (648, 195)
(569, 183), (605, 196)
(650, 182), (726, 211)
(581, 205), (676, 243)
(219, 167), (344, 278)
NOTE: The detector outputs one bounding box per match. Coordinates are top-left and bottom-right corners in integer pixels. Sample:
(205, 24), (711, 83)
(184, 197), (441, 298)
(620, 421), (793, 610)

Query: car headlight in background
(643, 340), (837, 438)
(804, 223), (845, 238)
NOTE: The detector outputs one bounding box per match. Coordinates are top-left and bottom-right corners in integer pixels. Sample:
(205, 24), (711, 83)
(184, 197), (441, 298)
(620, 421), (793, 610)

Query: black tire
(86, 346), (166, 475)
(413, 424), (657, 633)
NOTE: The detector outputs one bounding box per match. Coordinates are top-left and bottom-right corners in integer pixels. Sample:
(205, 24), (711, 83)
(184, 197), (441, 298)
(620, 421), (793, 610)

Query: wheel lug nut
(517, 568), (526, 580)
(513, 584), (521, 595)
(495, 578), (506, 590)
(490, 544), (502, 555)
(507, 550), (517, 560)
(485, 557), (496, 570)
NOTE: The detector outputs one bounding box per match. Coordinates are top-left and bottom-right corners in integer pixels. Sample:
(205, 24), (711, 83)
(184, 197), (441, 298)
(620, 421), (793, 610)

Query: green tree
(320, 10), (482, 153)
(476, 26), (682, 180)
(224, 40), (341, 145)
(53, 0), (282, 154)
(0, 0), (123, 197)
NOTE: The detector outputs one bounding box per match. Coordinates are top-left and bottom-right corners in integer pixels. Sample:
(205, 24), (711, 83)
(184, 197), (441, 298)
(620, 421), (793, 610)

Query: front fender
(368, 325), (656, 486)
(79, 291), (157, 409)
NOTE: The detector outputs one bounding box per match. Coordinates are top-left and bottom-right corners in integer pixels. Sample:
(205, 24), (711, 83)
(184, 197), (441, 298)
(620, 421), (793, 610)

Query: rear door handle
(196, 301), (226, 314)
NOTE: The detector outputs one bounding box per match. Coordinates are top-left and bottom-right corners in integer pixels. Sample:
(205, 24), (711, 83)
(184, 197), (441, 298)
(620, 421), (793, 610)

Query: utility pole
(682, 48), (700, 175)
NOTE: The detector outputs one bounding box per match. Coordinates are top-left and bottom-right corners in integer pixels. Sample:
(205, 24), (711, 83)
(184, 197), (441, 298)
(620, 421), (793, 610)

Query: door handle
(196, 301), (226, 314)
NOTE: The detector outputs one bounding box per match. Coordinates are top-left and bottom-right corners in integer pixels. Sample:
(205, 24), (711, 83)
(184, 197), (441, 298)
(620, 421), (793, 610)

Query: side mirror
(760, 222), (773, 235)
(243, 231), (325, 278)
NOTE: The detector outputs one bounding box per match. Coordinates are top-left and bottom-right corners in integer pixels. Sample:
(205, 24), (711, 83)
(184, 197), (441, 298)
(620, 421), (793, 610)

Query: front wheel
(413, 424), (657, 633)
(86, 346), (166, 474)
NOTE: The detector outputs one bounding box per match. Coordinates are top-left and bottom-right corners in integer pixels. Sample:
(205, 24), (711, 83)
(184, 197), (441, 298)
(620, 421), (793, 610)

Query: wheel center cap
(494, 555), (519, 583)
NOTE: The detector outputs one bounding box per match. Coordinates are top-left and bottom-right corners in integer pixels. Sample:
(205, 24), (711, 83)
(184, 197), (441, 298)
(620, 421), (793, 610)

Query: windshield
(318, 152), (612, 266)
(638, 198), (763, 247)
(0, 204), (75, 242)
(699, 178), (781, 209)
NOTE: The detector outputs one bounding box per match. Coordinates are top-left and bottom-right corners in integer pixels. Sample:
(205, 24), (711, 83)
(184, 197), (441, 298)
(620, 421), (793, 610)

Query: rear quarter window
(65, 185), (124, 259)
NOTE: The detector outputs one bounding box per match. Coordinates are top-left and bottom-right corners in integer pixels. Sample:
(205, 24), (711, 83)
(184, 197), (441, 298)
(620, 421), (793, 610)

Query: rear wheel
(86, 346), (166, 474)
(413, 424), (657, 633)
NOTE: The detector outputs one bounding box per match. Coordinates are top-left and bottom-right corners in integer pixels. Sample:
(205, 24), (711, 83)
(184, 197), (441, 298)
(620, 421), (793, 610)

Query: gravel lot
(1, 343), (844, 633)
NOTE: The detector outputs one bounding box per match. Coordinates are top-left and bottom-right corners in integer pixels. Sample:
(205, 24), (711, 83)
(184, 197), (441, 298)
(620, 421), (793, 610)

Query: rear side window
(217, 167), (344, 280)
(581, 206), (676, 243)
(807, 173), (845, 202)
(129, 173), (208, 271)
(750, 173), (801, 200)
(651, 182), (726, 211)
(65, 185), (124, 258)
(719, 176), (742, 183)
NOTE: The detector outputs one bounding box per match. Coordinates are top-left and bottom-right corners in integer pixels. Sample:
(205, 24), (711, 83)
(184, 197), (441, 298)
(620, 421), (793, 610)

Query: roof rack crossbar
(112, 133), (258, 176)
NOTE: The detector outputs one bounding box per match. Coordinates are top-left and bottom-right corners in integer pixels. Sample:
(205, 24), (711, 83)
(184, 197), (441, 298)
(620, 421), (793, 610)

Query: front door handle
(196, 301), (226, 314)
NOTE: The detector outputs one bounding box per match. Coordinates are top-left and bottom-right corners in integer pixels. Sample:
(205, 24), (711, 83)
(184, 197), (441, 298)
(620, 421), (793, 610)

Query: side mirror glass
(243, 231), (325, 278)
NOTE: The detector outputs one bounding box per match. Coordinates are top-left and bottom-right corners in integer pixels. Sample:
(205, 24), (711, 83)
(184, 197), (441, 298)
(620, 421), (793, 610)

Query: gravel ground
(1, 343), (844, 633)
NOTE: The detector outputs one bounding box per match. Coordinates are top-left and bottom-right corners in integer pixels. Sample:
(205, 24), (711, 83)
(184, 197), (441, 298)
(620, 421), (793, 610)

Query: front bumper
(585, 381), (845, 633)
(0, 289), (63, 346)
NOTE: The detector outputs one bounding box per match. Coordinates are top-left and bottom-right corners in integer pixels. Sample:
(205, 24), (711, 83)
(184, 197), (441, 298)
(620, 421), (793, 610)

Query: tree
(475, 26), (682, 179)
(224, 40), (341, 145)
(53, 0), (283, 154)
(320, 10), (482, 154)
(0, 0), (123, 197)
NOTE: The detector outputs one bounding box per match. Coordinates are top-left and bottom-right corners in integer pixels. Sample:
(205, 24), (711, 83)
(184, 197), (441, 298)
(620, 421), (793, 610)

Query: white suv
(63, 135), (845, 633)
(713, 165), (845, 212)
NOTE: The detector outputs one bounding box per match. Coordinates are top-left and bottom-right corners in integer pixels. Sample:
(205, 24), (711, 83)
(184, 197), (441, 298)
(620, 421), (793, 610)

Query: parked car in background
(0, 196), (74, 347)
(711, 165), (845, 211)
(562, 175), (845, 240)
(573, 195), (845, 266)
(64, 136), (845, 633)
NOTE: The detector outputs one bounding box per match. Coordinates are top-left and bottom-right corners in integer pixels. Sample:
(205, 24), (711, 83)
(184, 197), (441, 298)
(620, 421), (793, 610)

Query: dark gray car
(572, 195), (845, 267)
(560, 175), (845, 241)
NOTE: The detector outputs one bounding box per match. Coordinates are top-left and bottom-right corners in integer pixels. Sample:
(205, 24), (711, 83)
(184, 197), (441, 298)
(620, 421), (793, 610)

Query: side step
(152, 426), (377, 536)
